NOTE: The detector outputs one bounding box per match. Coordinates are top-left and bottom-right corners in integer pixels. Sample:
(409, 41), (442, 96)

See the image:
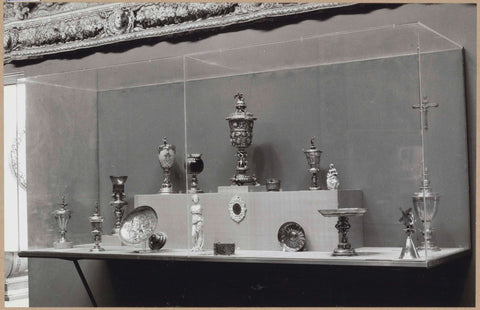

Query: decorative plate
(277, 222), (306, 252)
(119, 206), (158, 246)
(318, 208), (367, 217)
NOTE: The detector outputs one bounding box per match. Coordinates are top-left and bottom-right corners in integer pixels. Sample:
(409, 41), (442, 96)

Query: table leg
(72, 259), (98, 307)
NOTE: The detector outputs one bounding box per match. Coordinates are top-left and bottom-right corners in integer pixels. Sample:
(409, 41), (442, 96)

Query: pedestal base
(333, 246), (357, 256)
(89, 246), (105, 252)
(188, 188), (204, 194)
(158, 187), (173, 194)
(53, 241), (73, 249)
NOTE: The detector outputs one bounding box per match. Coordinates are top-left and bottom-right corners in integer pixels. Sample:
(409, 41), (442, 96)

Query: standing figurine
(190, 194), (204, 251)
(326, 163), (340, 190)
(399, 208), (419, 259)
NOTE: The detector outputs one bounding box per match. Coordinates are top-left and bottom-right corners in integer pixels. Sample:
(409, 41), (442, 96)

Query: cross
(412, 96), (439, 130)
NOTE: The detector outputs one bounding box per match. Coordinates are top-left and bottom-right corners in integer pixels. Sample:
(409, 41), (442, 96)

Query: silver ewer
(158, 137), (176, 194)
(225, 93), (257, 185)
(53, 195), (73, 249)
(412, 168), (440, 251)
(110, 175), (128, 235)
(186, 153), (204, 193)
(89, 202), (105, 252)
(303, 137), (322, 190)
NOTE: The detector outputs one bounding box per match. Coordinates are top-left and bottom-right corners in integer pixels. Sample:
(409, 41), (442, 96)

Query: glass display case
(16, 22), (470, 268)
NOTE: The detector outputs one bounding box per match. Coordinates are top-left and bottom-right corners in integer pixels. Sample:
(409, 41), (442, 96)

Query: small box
(214, 242), (235, 255)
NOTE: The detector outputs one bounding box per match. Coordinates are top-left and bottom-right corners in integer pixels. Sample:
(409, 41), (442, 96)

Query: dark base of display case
(63, 253), (471, 307)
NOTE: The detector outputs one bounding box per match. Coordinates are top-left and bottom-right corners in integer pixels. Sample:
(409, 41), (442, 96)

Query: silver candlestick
(412, 168), (440, 251)
(89, 202), (105, 252)
(158, 137), (176, 194)
(303, 137), (322, 190)
(110, 175), (128, 235)
(226, 93), (257, 185)
(53, 195), (73, 249)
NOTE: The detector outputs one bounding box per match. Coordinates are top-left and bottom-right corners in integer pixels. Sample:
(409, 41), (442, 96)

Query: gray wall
(8, 3), (475, 307)
(25, 81), (98, 248)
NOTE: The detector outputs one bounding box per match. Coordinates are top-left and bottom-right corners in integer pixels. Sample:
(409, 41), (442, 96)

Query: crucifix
(412, 95), (438, 130)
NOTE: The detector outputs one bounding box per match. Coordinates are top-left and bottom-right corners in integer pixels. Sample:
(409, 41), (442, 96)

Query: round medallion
(277, 222), (306, 252)
(228, 195), (247, 223)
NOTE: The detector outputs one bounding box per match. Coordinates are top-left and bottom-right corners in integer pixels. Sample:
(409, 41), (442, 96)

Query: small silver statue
(326, 163), (340, 190)
(158, 137), (176, 194)
(89, 202), (105, 252)
(53, 195), (73, 249)
(399, 208), (419, 259)
(190, 194), (204, 252)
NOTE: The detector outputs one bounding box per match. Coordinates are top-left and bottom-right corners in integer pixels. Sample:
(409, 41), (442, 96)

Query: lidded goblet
(89, 202), (105, 252)
(225, 93), (257, 185)
(110, 175), (128, 235)
(186, 153), (204, 193)
(53, 195), (73, 249)
(412, 168), (440, 251)
(303, 137), (322, 190)
(158, 137), (176, 194)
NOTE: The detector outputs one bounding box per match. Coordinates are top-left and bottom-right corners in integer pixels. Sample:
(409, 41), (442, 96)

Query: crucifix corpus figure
(412, 95), (439, 130)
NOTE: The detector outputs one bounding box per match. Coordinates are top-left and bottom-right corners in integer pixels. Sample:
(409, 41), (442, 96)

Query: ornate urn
(53, 196), (73, 249)
(158, 137), (176, 194)
(225, 93), (257, 185)
(110, 175), (128, 235)
(412, 168), (440, 251)
(186, 153), (204, 193)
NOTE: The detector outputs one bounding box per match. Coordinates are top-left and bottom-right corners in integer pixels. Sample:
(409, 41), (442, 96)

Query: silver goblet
(53, 195), (73, 249)
(186, 153), (204, 193)
(89, 203), (105, 252)
(303, 137), (322, 190)
(110, 175), (128, 235)
(226, 93), (257, 186)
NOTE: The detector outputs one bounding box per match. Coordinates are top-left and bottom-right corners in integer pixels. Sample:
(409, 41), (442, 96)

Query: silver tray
(318, 208), (367, 217)
(119, 206), (158, 246)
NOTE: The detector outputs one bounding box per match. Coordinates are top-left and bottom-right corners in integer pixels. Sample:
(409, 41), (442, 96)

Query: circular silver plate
(277, 222), (306, 252)
(119, 206), (158, 246)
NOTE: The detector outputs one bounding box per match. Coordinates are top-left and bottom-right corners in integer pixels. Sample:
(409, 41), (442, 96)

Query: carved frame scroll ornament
(4, 2), (354, 63)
